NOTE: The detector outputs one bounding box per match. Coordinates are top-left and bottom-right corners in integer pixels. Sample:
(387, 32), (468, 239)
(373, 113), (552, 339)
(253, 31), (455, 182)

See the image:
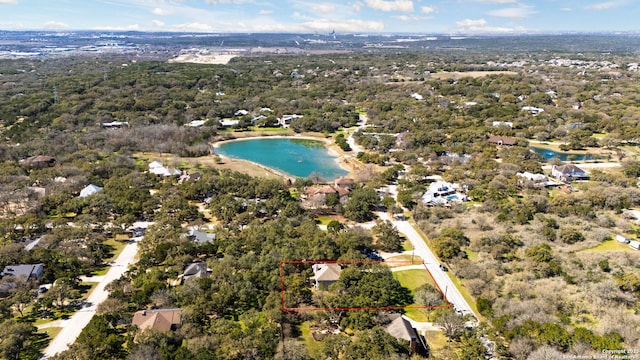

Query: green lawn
(465, 249), (479, 261)
(39, 326), (62, 340)
(404, 308), (430, 322)
(402, 239), (414, 251)
(248, 127), (293, 134)
(102, 236), (129, 263)
(393, 269), (436, 293)
(578, 239), (636, 253)
(315, 216), (332, 225)
(299, 321), (322, 358)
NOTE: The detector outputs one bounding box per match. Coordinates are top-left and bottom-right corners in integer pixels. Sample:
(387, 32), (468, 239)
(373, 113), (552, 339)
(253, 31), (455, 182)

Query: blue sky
(0, 0), (638, 34)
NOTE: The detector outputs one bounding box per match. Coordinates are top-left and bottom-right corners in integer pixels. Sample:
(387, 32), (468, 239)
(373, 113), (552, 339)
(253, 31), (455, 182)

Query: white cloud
(475, 0), (517, 3)
(585, 1), (619, 10)
(311, 4), (336, 13)
(152, 7), (171, 16)
(258, 9), (273, 15)
(205, 0), (250, 4)
(456, 18), (487, 29)
(421, 6), (435, 13)
(352, 1), (363, 12)
(152, 19), (165, 27)
(174, 22), (214, 31)
(365, 0), (413, 12)
(488, 6), (537, 19)
(561, 7), (572, 11)
(94, 24), (142, 31)
(393, 15), (433, 21)
(455, 18), (528, 33)
(0, 0), (17, 4)
(42, 21), (68, 29)
(303, 18), (385, 32)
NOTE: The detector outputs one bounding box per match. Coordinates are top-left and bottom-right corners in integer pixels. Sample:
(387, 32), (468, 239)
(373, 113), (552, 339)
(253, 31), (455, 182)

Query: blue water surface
(216, 137), (348, 180)
(531, 147), (596, 161)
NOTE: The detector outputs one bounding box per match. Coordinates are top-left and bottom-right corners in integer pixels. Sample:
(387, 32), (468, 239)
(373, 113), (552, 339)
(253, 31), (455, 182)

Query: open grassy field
(299, 321), (323, 358)
(424, 330), (451, 358)
(102, 235), (129, 263)
(430, 70), (518, 79)
(393, 269), (436, 293)
(39, 326), (62, 340)
(578, 239), (637, 253)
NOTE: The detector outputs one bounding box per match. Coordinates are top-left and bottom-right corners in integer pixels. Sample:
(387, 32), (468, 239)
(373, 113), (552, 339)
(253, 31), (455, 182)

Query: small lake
(215, 137), (349, 180)
(531, 147), (596, 161)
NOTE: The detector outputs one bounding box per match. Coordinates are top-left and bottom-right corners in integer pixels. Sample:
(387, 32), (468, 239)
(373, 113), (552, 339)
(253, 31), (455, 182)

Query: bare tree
(434, 310), (467, 341)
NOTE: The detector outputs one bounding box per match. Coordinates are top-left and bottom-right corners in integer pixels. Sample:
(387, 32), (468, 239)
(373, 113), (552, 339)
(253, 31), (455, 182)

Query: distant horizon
(0, 0), (638, 35)
(2, 29), (640, 37)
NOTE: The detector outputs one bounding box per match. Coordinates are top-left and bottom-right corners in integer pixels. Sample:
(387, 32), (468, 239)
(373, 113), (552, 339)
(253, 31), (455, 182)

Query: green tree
(396, 190), (416, 210)
(431, 236), (462, 260)
(0, 320), (42, 360)
(558, 228), (585, 244)
(372, 220), (403, 252)
(343, 187), (378, 222)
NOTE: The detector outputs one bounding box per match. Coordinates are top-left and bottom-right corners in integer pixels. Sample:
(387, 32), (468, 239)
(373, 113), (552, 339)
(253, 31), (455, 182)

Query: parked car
(439, 264), (448, 272)
(362, 249), (383, 261)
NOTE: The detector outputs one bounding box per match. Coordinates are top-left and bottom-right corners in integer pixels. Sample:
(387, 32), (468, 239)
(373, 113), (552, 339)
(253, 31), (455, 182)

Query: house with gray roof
(187, 229), (216, 244)
(551, 164), (589, 182)
(311, 263), (341, 290)
(79, 184), (103, 198)
(182, 262), (211, 282)
(0, 264), (44, 297)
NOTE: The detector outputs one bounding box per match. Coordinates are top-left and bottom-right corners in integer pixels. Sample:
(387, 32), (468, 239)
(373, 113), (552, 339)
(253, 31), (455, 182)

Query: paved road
(42, 221), (151, 358)
(377, 212), (476, 319)
(345, 114), (367, 153)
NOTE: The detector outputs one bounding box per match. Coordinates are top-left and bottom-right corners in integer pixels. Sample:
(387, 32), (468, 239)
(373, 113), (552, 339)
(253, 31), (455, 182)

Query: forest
(0, 36), (640, 359)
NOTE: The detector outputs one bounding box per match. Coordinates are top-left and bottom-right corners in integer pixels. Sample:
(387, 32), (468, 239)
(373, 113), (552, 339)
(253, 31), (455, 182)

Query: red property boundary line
(279, 259), (452, 313)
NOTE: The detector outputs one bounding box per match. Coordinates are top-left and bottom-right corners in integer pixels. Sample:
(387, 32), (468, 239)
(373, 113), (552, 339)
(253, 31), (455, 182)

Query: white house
(102, 121), (129, 129)
(149, 161), (181, 177)
(279, 114), (303, 128)
(186, 120), (206, 127)
(492, 121), (513, 128)
(629, 240), (640, 250)
(551, 165), (589, 182)
(521, 106), (545, 115)
(311, 263), (342, 290)
(410, 93), (423, 100)
(219, 119), (240, 128)
(421, 181), (467, 206)
(79, 184), (103, 198)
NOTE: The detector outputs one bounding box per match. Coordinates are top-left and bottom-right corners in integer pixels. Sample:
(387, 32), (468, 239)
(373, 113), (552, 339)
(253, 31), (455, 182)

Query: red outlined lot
(280, 259), (452, 312)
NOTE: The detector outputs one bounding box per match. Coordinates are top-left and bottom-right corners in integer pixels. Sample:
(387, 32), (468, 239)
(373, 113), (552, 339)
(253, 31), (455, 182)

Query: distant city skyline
(0, 0), (638, 34)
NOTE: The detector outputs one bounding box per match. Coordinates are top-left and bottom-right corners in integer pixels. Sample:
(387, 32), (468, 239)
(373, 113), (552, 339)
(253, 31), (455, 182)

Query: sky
(0, 0), (638, 34)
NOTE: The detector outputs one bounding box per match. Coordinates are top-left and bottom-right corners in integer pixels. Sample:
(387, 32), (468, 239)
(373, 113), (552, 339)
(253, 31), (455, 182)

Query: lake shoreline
(212, 134), (358, 181)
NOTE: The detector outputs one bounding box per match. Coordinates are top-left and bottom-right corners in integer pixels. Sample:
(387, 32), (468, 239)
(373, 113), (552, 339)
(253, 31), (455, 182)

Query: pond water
(530, 147), (596, 161)
(215, 137), (349, 180)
